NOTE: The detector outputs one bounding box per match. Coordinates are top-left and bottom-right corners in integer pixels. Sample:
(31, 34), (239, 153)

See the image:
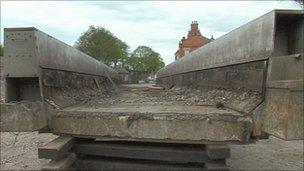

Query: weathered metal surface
(0, 102), (47, 132)
(3, 27), (119, 103)
(3, 29), (38, 77)
(156, 10), (303, 140)
(206, 144), (231, 160)
(71, 140), (230, 170)
(40, 68), (113, 108)
(253, 12), (303, 140)
(41, 153), (76, 171)
(74, 157), (205, 170)
(1, 27), (119, 132)
(157, 10), (277, 78)
(260, 86), (303, 140)
(3, 27), (119, 80)
(73, 141), (209, 163)
(157, 10), (303, 79)
(254, 54), (304, 140)
(157, 61), (267, 91)
(38, 136), (74, 160)
(157, 61), (266, 114)
(204, 161), (229, 171)
(273, 12), (304, 56)
(5, 77), (41, 102)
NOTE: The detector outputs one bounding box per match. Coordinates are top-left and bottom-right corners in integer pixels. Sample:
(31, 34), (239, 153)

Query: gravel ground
(0, 132), (303, 170)
(227, 137), (303, 170)
(0, 132), (57, 170)
(77, 84), (262, 115)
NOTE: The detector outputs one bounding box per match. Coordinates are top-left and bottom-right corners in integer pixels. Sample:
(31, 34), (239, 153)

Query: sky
(0, 1), (302, 65)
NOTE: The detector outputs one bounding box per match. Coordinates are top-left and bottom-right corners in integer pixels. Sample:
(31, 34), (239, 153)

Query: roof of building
(182, 36), (210, 48)
(175, 21), (214, 59)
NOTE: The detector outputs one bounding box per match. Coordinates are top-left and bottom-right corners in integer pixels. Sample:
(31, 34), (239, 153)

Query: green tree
(279, 0), (303, 8)
(293, 0), (303, 8)
(0, 44), (3, 56)
(126, 46), (165, 72)
(74, 26), (129, 67)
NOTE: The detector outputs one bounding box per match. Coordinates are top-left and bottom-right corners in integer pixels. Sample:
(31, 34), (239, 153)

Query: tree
(74, 26), (129, 67)
(293, 0), (303, 8)
(126, 46), (165, 72)
(0, 44), (3, 56)
(279, 0), (304, 8)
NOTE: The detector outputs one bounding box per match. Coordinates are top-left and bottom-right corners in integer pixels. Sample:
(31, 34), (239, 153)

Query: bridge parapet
(1, 27), (119, 132)
(156, 10), (304, 140)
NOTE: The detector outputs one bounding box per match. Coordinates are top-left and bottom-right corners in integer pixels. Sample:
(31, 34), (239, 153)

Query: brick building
(175, 21), (214, 60)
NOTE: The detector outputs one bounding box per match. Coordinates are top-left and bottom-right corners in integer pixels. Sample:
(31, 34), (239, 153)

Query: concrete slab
(51, 86), (252, 143)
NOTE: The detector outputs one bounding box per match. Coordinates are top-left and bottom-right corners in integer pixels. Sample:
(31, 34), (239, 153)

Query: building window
(184, 48), (190, 55)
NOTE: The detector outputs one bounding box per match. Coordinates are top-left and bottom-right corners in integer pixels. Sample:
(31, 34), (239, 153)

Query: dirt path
(0, 132), (303, 170)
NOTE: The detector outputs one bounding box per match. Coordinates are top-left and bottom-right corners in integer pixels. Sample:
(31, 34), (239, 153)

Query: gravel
(0, 132), (57, 170)
(79, 85), (262, 114)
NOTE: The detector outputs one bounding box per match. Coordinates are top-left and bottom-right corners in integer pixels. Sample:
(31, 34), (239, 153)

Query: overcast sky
(0, 1), (301, 64)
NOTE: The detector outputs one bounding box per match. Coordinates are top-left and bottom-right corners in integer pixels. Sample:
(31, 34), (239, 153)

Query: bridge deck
(51, 84), (253, 143)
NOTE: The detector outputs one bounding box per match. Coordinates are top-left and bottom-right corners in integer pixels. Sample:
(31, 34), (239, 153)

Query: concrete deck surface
(51, 84), (252, 143)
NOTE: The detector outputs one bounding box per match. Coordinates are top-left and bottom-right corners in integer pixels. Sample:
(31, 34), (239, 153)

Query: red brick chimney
(188, 21), (201, 37)
(191, 21), (198, 32)
(175, 21), (212, 61)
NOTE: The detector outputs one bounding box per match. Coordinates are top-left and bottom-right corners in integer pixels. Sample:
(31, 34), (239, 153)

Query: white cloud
(0, 1), (301, 64)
